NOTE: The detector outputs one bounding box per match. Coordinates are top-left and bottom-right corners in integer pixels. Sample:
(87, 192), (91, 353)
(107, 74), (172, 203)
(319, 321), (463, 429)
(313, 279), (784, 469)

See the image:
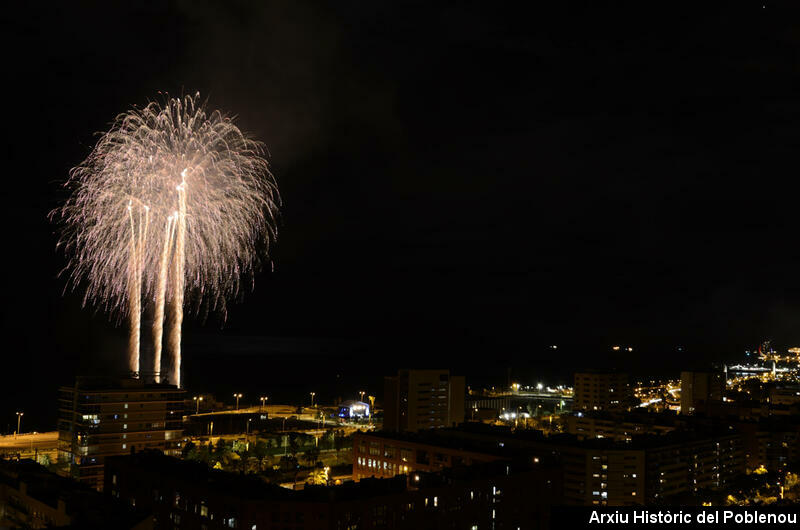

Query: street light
(193, 396), (204, 414)
(368, 396), (375, 425)
(233, 393), (243, 411)
(359, 391), (365, 402)
(15, 412), (23, 438)
(310, 392), (316, 407)
(260, 396), (268, 412)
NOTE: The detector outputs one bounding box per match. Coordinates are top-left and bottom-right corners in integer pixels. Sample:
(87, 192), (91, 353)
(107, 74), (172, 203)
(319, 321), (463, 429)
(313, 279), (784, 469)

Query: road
(0, 431), (58, 450)
(0, 431), (58, 464)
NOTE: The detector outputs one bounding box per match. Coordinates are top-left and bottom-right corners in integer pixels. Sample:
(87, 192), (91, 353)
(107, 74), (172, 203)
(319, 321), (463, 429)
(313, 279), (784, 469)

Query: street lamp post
(368, 396), (375, 426)
(310, 392), (315, 408)
(234, 393), (243, 411)
(193, 396), (203, 414)
(359, 391), (365, 402)
(260, 396), (268, 412)
(15, 412), (23, 438)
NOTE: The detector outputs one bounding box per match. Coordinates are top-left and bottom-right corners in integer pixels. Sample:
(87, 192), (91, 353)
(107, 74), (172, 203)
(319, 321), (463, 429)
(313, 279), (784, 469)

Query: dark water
(1, 330), (725, 435)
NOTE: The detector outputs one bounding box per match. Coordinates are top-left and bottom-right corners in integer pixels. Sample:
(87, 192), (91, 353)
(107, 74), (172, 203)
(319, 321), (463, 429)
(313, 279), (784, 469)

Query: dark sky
(3, 1), (800, 429)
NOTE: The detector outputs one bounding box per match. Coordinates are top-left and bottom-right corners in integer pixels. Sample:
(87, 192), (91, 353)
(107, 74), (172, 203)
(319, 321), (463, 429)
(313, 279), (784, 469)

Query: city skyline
(4, 3), (800, 435)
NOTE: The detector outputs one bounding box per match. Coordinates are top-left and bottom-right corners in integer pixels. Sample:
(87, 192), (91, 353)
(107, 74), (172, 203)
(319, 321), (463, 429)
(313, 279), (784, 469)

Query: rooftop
(0, 459), (147, 528)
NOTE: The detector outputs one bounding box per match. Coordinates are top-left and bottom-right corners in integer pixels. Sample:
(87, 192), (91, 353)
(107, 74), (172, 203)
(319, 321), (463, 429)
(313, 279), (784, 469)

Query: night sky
(3, 2), (800, 430)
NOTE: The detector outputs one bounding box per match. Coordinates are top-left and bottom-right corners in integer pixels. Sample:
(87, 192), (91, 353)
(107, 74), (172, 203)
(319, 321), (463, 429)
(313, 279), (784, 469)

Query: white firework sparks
(53, 93), (280, 386)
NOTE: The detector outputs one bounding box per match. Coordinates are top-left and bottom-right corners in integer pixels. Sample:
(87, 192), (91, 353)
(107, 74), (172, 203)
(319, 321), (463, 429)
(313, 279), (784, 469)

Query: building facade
(565, 412), (678, 441)
(352, 431), (503, 481)
(680, 371), (725, 414)
(0, 459), (150, 529)
(106, 450), (557, 530)
(57, 377), (185, 491)
(383, 370), (465, 432)
(573, 371), (631, 412)
(357, 425), (744, 507)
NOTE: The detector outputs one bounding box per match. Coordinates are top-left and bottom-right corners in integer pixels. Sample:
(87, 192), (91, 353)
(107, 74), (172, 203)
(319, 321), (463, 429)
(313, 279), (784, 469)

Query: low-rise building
(106, 450), (557, 529)
(0, 459), (150, 529)
(565, 411), (679, 441)
(353, 431), (504, 481)
(358, 424), (745, 507)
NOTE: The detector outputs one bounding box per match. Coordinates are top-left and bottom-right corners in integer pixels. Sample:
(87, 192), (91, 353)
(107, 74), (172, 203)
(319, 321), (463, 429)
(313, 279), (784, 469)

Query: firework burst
(53, 93), (280, 386)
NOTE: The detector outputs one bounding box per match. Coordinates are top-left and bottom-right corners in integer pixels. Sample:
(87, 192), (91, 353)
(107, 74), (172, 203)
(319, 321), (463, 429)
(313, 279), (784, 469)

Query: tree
(304, 446), (321, 467)
(334, 430), (349, 455)
(182, 441), (197, 459)
(232, 440), (248, 455)
(288, 435), (299, 459)
(305, 466), (329, 486)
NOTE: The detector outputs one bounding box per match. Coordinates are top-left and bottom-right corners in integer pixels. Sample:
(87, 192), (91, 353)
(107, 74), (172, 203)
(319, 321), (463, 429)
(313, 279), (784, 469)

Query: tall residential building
(383, 369), (465, 432)
(573, 371), (631, 412)
(680, 371), (725, 415)
(57, 376), (185, 491)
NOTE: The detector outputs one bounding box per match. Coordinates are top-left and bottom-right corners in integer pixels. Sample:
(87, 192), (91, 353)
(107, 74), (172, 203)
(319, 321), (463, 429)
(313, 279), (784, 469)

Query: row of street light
(190, 389), (373, 415)
(192, 394), (272, 414)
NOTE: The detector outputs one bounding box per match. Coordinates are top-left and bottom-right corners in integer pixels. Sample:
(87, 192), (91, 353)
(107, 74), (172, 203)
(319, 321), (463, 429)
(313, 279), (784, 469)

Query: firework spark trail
(152, 214), (176, 383)
(126, 202), (149, 374)
(127, 202), (140, 374)
(168, 177), (187, 387)
(53, 93), (280, 387)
